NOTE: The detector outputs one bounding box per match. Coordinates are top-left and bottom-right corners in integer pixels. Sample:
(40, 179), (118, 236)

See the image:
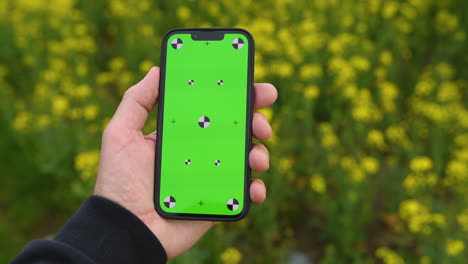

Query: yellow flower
(0, 1), (6, 16)
(386, 125), (409, 147)
(220, 247), (242, 264)
(351, 105), (368, 121)
(446, 160), (467, 179)
(52, 95), (69, 116)
(435, 63), (455, 79)
(350, 55), (370, 71)
(351, 89), (382, 122)
(139, 60), (154, 73)
(382, 1), (400, 19)
(118, 71), (134, 90)
(109, 57), (125, 71)
(432, 213), (445, 227)
(380, 51), (393, 65)
(43, 70), (59, 83)
(341, 156), (357, 171)
(420, 256), (431, 264)
(49, 0), (75, 15)
(84, 105), (99, 120)
(343, 84), (358, 99)
(329, 57), (347, 73)
(140, 24), (153, 37)
(379, 81), (399, 112)
(300, 33), (326, 50)
(255, 63), (267, 80)
(367, 129), (386, 150)
(401, 4), (417, 20)
(454, 148), (468, 161)
(368, 0), (382, 15)
(75, 150), (100, 180)
(17, 0), (44, 11)
(80, 37), (96, 53)
(0, 65), (8, 78)
(415, 79), (435, 96)
(437, 81), (459, 102)
(137, 0), (150, 12)
(342, 15), (354, 28)
(285, 44), (302, 64)
(68, 108), (83, 120)
(403, 172), (437, 194)
(400, 200), (424, 218)
(410, 156), (433, 172)
(279, 157), (293, 172)
(97, 72), (112, 85)
(207, 3), (220, 17)
(374, 67), (387, 80)
(362, 156), (379, 174)
(399, 200), (430, 233)
(455, 30), (466, 41)
(446, 239), (464, 256)
(37, 115), (52, 130)
(22, 54), (35, 66)
(457, 209), (468, 231)
(351, 168), (365, 182)
(375, 247), (405, 264)
(399, 200), (444, 234)
(321, 133), (338, 148)
(299, 20), (319, 32)
(303, 85), (320, 100)
(273, 61), (293, 78)
(258, 107), (273, 121)
(310, 174), (326, 193)
(75, 84), (91, 98)
(454, 134), (468, 146)
(394, 18), (413, 34)
(13, 111), (32, 132)
(300, 64), (323, 80)
(409, 0), (429, 11)
(403, 174), (419, 193)
(435, 10), (459, 33)
(176, 6), (191, 21)
(319, 122), (338, 148)
(74, 23), (88, 36)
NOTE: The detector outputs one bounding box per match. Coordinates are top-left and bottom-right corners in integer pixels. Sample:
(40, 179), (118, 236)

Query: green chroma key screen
(156, 30), (252, 219)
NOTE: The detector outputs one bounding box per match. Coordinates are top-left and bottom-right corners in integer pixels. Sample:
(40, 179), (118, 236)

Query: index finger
(254, 83), (278, 110)
(110, 67), (159, 131)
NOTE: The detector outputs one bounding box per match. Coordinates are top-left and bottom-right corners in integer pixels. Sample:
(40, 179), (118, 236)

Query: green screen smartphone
(154, 28), (254, 221)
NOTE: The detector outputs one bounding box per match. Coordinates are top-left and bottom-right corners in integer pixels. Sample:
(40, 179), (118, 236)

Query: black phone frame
(154, 28), (255, 221)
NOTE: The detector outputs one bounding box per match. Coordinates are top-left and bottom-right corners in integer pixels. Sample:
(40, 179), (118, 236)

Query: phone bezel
(154, 28), (255, 221)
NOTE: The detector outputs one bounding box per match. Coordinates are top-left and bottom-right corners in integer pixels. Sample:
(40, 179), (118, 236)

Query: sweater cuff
(55, 195), (167, 264)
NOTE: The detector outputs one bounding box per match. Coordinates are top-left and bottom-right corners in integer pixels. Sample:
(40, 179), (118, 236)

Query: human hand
(94, 67), (277, 259)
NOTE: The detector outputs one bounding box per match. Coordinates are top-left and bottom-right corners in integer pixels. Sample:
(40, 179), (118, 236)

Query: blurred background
(0, 0), (467, 263)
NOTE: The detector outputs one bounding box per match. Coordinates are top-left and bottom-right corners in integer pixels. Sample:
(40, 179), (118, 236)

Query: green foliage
(1, 0), (468, 263)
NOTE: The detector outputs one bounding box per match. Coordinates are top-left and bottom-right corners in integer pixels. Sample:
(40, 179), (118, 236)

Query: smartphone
(154, 28), (254, 221)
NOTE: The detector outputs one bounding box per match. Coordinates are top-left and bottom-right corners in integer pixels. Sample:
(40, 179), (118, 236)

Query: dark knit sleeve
(11, 196), (167, 264)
